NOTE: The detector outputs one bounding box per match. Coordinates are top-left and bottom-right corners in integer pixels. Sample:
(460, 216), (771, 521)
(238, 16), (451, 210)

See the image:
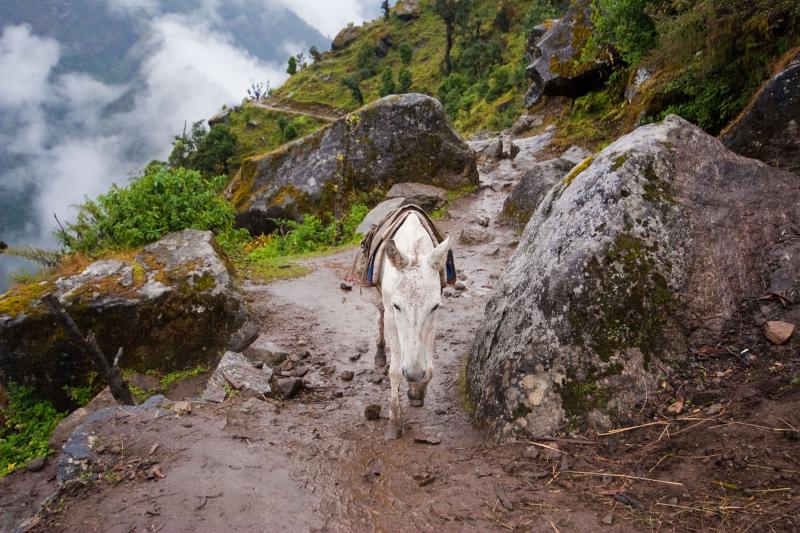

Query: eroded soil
(4, 132), (800, 533)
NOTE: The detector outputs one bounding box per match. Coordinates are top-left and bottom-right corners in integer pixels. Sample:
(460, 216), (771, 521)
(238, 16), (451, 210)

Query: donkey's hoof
(409, 398), (424, 407)
(384, 424), (402, 440)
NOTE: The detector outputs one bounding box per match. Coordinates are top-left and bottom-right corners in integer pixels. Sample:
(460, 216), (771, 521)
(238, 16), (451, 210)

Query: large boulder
(227, 94), (478, 234)
(523, 0), (617, 108)
(722, 52), (800, 173)
(0, 229), (247, 408)
(501, 157), (577, 227)
(468, 115), (800, 440)
(386, 182), (447, 211)
(332, 24), (362, 50)
(394, 0), (420, 21)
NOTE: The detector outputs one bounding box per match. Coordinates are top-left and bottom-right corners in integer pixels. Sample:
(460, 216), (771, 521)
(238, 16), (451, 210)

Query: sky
(0, 0), (380, 289)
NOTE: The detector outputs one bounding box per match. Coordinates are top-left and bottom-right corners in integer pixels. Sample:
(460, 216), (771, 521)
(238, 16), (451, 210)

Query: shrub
(342, 75), (364, 104)
(355, 42), (377, 79)
(379, 68), (396, 97)
(60, 165), (238, 254)
(398, 42), (413, 64)
(398, 68), (413, 93)
(1, 383), (65, 476)
(287, 56), (297, 75)
(168, 122), (237, 176)
(589, 0), (658, 63)
(438, 73), (469, 118)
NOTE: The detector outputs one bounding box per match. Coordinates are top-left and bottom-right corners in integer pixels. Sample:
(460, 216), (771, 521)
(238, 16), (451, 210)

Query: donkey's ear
(385, 239), (410, 270)
(427, 235), (451, 271)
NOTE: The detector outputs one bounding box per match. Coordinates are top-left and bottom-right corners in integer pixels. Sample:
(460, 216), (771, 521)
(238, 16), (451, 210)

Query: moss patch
(557, 364), (622, 418)
(568, 233), (676, 366)
(0, 281), (53, 318)
(562, 155), (594, 188)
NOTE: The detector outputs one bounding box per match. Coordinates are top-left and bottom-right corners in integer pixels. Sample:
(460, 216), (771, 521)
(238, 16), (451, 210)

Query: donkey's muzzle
(402, 367), (425, 383)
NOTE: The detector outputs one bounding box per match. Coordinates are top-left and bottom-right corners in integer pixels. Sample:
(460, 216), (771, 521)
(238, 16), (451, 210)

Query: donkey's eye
(393, 303), (401, 311)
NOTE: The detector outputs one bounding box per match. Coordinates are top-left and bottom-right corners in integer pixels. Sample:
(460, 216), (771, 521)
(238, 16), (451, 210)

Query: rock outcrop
(0, 230), (246, 408)
(332, 24), (362, 50)
(394, 0), (420, 21)
(468, 115), (800, 440)
(523, 0), (617, 108)
(227, 94), (478, 235)
(722, 52), (800, 172)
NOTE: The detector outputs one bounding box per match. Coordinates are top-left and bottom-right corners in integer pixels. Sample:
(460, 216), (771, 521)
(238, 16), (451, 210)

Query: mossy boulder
(523, 0), (617, 108)
(0, 229), (247, 409)
(468, 115), (800, 440)
(501, 157), (576, 227)
(722, 52), (800, 173)
(332, 24), (363, 50)
(227, 94), (478, 234)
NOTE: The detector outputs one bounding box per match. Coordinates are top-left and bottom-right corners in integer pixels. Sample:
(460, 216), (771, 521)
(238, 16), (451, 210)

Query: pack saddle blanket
(346, 204), (456, 290)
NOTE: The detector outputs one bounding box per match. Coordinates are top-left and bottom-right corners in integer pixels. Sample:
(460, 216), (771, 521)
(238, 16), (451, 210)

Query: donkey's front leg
(385, 362), (403, 440)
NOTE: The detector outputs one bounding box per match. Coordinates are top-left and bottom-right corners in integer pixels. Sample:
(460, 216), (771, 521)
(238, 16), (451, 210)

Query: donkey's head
(384, 235), (451, 382)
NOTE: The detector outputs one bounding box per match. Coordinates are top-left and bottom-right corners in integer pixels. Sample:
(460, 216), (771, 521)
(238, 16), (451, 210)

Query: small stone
(443, 287), (456, 298)
(341, 370), (355, 381)
(293, 364), (310, 377)
(334, 390), (344, 398)
(455, 281), (466, 291)
(26, 457), (46, 472)
(476, 216), (490, 227)
(340, 282), (353, 291)
(371, 375), (384, 384)
(521, 446), (539, 460)
(434, 408), (447, 415)
(601, 512), (613, 526)
(364, 404), (382, 420)
(253, 361), (264, 369)
(544, 443), (561, 460)
(349, 353), (361, 362)
(666, 397), (684, 415)
(276, 377), (303, 399)
(320, 366), (336, 377)
(765, 320), (795, 344)
(171, 401), (192, 415)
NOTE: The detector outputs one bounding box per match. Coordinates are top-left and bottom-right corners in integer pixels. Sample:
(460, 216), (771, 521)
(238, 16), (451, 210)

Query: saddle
(346, 203), (456, 290)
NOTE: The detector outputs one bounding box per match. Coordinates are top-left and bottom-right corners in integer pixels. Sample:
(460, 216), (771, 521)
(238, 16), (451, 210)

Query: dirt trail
(252, 99), (343, 122)
(7, 129), (800, 532)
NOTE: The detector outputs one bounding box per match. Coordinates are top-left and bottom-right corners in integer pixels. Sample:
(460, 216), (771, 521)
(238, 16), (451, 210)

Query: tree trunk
(43, 294), (135, 405)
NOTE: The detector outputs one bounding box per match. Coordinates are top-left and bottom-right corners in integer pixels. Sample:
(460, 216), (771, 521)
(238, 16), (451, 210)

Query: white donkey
(373, 212), (451, 440)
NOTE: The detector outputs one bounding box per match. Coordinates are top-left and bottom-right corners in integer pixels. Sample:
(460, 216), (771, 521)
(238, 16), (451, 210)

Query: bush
(168, 122), (237, 176)
(398, 42), (413, 64)
(342, 75), (364, 104)
(246, 203), (369, 260)
(379, 68), (396, 97)
(61, 165), (239, 254)
(438, 73), (469, 118)
(355, 42), (377, 79)
(287, 56), (297, 75)
(1, 383), (65, 476)
(589, 0), (658, 63)
(398, 68), (413, 93)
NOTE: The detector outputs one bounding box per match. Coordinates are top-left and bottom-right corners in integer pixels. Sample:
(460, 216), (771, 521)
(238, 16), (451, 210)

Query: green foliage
(246, 203), (368, 260)
(155, 365), (208, 389)
(646, 0), (800, 134)
(398, 42), (413, 64)
(454, 37), (503, 79)
(168, 122), (237, 176)
(355, 41), (378, 79)
(589, 0), (658, 63)
(287, 55), (298, 75)
(62, 384), (95, 407)
(342, 75), (364, 104)
(1, 383), (65, 476)
(309, 45), (321, 62)
(438, 72), (469, 117)
(398, 68), (413, 92)
(523, 0), (563, 28)
(60, 165), (239, 254)
(379, 68), (397, 97)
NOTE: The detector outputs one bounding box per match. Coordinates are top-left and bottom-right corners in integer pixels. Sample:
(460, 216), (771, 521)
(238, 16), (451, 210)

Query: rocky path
(253, 99), (344, 122)
(9, 127), (800, 533)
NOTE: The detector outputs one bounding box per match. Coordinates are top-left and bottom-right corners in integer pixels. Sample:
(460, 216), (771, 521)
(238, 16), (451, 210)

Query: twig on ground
(564, 470), (683, 486)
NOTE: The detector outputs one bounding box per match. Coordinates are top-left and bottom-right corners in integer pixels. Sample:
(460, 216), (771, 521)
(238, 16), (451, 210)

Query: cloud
(272, 0), (374, 38)
(0, 25), (60, 107)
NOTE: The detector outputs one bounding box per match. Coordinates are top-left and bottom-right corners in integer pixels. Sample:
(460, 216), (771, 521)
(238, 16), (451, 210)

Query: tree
(168, 121), (206, 169)
(342, 75), (364, 104)
(382, 0), (390, 20)
(379, 68), (396, 97)
(399, 42), (413, 64)
(355, 42), (377, 79)
(295, 52), (307, 70)
(193, 124), (237, 175)
(287, 55), (297, 75)
(309, 45), (322, 63)
(433, 0), (471, 74)
(398, 68), (412, 92)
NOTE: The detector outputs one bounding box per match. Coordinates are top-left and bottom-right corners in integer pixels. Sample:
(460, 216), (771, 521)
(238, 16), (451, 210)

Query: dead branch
(43, 294), (134, 405)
